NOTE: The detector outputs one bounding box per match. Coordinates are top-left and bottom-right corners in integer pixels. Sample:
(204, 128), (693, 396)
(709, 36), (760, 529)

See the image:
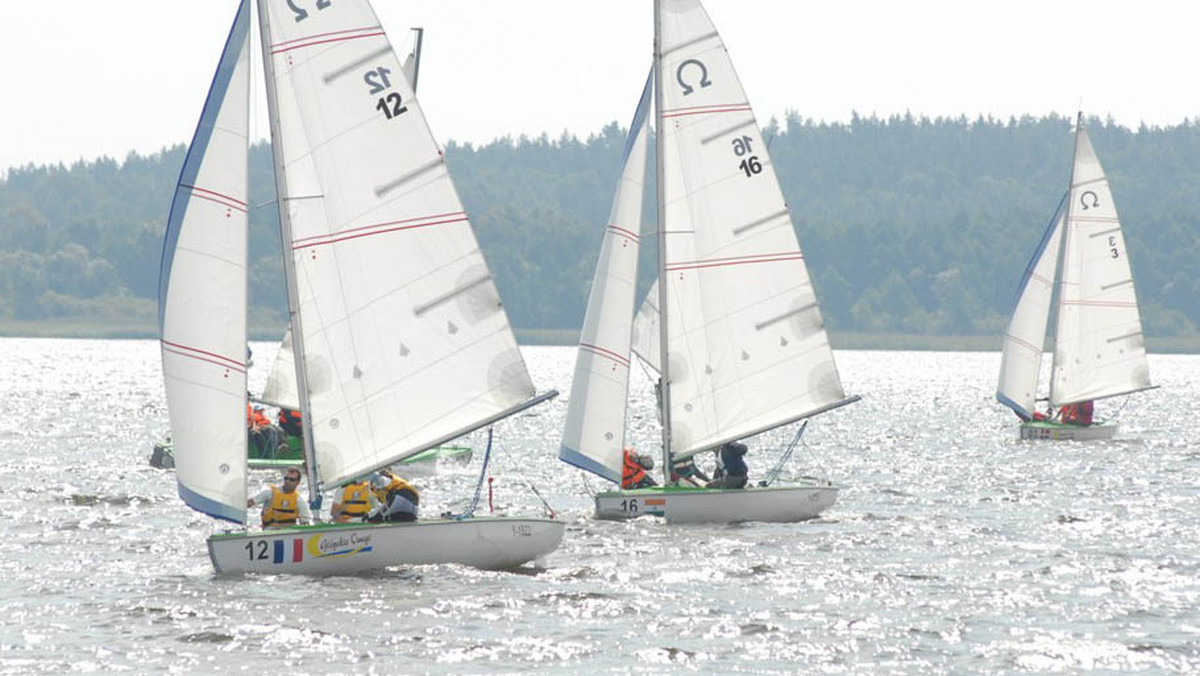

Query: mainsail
(258, 0), (539, 487)
(658, 0), (849, 459)
(996, 195), (1066, 420)
(559, 72), (654, 483)
(159, 0), (251, 523)
(1050, 126), (1152, 405)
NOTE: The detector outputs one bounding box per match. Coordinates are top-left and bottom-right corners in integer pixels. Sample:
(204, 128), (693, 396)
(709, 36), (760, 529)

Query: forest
(1, 113), (1198, 344)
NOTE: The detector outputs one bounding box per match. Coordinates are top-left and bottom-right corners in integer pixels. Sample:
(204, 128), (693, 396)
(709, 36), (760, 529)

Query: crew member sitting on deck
(330, 476), (380, 523)
(706, 441), (749, 489)
(247, 468), (313, 528)
(277, 408), (303, 437)
(1060, 400), (1095, 425)
(365, 471), (420, 522)
(670, 456), (710, 487)
(621, 446), (657, 489)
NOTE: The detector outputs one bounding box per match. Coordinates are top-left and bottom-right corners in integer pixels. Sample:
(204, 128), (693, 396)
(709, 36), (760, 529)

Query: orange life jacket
(622, 451), (647, 489)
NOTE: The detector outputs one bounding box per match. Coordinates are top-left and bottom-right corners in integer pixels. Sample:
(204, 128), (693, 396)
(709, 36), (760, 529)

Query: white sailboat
(997, 114), (1155, 441)
(160, 0), (562, 574)
(559, 0), (858, 524)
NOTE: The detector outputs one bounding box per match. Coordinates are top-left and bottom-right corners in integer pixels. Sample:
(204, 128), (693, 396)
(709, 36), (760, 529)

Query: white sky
(2, 0), (1198, 173)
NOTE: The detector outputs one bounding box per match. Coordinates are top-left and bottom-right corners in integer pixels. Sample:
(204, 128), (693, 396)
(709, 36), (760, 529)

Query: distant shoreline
(3, 320), (1197, 353)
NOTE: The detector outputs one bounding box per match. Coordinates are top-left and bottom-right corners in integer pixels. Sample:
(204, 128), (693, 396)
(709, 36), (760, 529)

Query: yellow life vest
(261, 486), (299, 528)
(384, 476), (419, 502)
(337, 482), (372, 521)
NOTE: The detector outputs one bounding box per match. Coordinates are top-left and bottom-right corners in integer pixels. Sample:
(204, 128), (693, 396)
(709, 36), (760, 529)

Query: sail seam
(662, 31), (720, 57)
(666, 252), (803, 272)
(292, 212), (467, 250)
(607, 225), (641, 243)
(1075, 216), (1118, 224)
(755, 303), (817, 331)
(413, 274), (493, 317)
(662, 104), (751, 120)
(271, 28), (384, 54)
(732, 209), (788, 236)
(701, 120), (756, 144)
(375, 157), (444, 197)
(162, 340), (246, 372)
(1106, 330), (1143, 343)
(579, 343), (631, 368)
(1004, 334), (1041, 354)
(1060, 300), (1136, 307)
(323, 46), (392, 83)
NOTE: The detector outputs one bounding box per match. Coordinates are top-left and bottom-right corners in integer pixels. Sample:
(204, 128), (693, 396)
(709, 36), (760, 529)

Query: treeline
(1, 113), (1198, 338)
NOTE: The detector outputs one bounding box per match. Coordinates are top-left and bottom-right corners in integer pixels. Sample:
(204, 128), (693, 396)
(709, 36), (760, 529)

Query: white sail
(996, 196), (1066, 419)
(631, 278), (661, 373)
(658, 0), (847, 459)
(1050, 127), (1152, 405)
(159, 0), (251, 523)
(260, 0), (537, 487)
(559, 72), (653, 483)
(258, 326), (299, 410)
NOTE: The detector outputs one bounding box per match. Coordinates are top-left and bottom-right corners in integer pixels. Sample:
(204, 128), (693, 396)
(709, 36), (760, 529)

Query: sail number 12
(364, 67), (408, 120)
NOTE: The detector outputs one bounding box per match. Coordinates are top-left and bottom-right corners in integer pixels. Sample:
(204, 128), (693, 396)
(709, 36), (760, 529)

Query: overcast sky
(2, 0), (1198, 172)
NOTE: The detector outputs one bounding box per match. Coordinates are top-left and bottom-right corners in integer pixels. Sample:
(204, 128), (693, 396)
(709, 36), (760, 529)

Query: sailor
(621, 446), (657, 489)
(365, 471), (420, 522)
(277, 408), (303, 437)
(706, 441), (749, 489)
(1061, 400), (1094, 425)
(330, 476), (380, 523)
(247, 468), (313, 528)
(670, 456), (710, 487)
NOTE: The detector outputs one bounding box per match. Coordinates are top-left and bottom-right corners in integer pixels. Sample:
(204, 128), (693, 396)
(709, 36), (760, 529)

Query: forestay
(559, 72), (653, 483)
(260, 0), (536, 487)
(159, 1), (251, 523)
(658, 0), (847, 459)
(1050, 128), (1152, 406)
(996, 197), (1065, 420)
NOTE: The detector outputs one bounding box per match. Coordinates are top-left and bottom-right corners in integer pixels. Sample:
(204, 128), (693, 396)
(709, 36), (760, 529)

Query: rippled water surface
(1, 338), (1198, 674)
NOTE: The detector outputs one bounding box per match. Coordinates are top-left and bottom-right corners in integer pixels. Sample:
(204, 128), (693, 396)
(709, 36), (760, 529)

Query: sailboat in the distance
(997, 113), (1156, 441)
(558, 0), (858, 523)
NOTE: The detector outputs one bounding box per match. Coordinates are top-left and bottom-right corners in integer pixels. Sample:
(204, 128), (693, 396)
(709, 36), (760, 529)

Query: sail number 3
(733, 136), (762, 178)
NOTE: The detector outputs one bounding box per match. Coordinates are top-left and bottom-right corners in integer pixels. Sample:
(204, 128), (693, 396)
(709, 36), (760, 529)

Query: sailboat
(160, 0), (563, 574)
(150, 27), (439, 473)
(997, 114), (1155, 441)
(558, 0), (858, 524)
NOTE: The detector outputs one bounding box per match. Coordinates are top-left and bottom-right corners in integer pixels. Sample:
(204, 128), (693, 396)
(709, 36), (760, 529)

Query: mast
(652, 0), (674, 485)
(1048, 111), (1083, 409)
(254, 0), (321, 505)
(410, 27), (424, 92)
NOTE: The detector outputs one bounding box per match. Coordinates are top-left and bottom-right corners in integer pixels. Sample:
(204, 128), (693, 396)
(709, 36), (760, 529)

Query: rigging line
(578, 471), (596, 498)
(451, 427), (494, 521)
(524, 482), (556, 519)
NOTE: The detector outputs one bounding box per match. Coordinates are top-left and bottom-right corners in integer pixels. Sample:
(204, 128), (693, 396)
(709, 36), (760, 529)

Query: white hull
(1019, 421), (1118, 441)
(208, 517), (564, 574)
(595, 481), (838, 524)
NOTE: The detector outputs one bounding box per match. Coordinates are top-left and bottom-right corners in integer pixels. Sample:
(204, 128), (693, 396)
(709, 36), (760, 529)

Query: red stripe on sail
(607, 225), (640, 244)
(666, 252), (804, 273)
(580, 343), (630, 368)
(293, 215), (469, 251)
(272, 31), (385, 55)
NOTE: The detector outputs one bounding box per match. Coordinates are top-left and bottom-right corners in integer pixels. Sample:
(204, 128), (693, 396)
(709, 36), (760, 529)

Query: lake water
(0, 338), (1197, 674)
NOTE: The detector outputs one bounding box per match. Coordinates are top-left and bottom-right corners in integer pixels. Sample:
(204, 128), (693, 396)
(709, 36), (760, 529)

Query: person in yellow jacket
(247, 469), (313, 528)
(365, 471), (420, 523)
(330, 478), (381, 523)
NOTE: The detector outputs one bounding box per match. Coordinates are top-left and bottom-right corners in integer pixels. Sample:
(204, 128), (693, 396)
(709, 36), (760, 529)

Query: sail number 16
(733, 135), (762, 178)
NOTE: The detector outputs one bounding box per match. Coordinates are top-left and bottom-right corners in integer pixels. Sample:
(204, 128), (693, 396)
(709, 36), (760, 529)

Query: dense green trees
(1, 114), (1197, 339)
